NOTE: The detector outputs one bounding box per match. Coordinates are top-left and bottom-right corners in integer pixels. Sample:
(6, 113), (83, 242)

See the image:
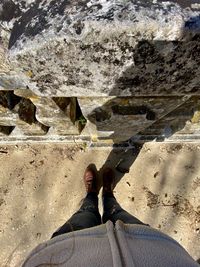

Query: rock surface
(4, 0), (200, 96)
(78, 96), (192, 141)
(0, 93), (200, 142)
(0, 1), (200, 143)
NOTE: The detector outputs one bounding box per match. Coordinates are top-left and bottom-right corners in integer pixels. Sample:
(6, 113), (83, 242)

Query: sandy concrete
(0, 142), (199, 266)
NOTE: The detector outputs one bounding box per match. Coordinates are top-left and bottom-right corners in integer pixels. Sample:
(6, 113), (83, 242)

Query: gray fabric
(22, 220), (198, 267)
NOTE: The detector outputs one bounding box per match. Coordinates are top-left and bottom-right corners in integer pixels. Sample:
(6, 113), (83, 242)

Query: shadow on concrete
(98, 142), (143, 189)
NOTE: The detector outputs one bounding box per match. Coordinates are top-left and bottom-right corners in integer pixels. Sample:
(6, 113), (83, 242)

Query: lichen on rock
(4, 0), (199, 97)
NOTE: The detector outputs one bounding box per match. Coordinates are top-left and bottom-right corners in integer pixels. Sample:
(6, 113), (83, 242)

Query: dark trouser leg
(51, 192), (101, 238)
(102, 193), (147, 225)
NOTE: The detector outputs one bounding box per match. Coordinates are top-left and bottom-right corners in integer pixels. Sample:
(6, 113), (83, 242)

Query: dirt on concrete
(0, 142), (199, 266)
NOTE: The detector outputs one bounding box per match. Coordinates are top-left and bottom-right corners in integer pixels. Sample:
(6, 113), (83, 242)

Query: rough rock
(0, 1), (32, 91)
(78, 96), (194, 141)
(0, 90), (200, 142)
(5, 0), (200, 97)
(19, 92), (79, 135)
(0, 0), (21, 22)
(0, 91), (48, 135)
(0, 0), (200, 143)
(137, 96), (200, 141)
(0, 0), (35, 22)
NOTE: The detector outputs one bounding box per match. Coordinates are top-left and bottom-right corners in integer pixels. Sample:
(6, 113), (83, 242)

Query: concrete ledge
(0, 91), (200, 143)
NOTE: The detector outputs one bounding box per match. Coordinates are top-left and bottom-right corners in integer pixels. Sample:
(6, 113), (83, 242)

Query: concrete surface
(0, 142), (200, 266)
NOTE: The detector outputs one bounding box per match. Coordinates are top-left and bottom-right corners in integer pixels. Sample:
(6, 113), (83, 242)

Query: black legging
(51, 192), (147, 239)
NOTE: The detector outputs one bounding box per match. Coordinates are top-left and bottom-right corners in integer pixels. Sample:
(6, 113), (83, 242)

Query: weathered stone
(0, 125), (14, 135)
(0, 0), (20, 22)
(4, 0), (199, 97)
(0, 91), (48, 135)
(0, 22), (31, 91)
(138, 96), (200, 138)
(0, 23), (11, 74)
(15, 89), (80, 135)
(0, 0), (35, 22)
(12, 0), (36, 12)
(0, 90), (200, 143)
(78, 96), (191, 142)
(0, 1), (200, 143)
(0, 93), (48, 135)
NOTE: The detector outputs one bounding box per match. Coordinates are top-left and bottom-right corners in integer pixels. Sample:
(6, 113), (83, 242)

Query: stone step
(1, 90), (200, 143)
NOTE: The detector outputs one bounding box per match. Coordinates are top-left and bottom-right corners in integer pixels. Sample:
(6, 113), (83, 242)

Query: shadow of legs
(51, 192), (101, 238)
(102, 193), (147, 226)
(99, 143), (143, 189)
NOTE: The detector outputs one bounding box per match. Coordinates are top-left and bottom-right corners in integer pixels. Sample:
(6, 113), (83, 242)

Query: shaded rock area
(0, 0), (198, 96)
(0, 0), (35, 22)
(0, 0), (21, 22)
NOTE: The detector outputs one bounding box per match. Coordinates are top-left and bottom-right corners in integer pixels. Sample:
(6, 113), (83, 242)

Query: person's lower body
(102, 192), (146, 225)
(51, 165), (147, 239)
(102, 168), (146, 225)
(51, 192), (101, 238)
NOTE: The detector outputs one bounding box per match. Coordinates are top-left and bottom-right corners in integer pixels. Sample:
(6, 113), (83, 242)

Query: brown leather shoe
(84, 164), (98, 193)
(103, 167), (115, 195)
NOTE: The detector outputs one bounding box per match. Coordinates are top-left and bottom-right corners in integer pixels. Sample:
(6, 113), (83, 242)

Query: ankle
(102, 167), (115, 195)
(103, 185), (113, 194)
(103, 191), (114, 198)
